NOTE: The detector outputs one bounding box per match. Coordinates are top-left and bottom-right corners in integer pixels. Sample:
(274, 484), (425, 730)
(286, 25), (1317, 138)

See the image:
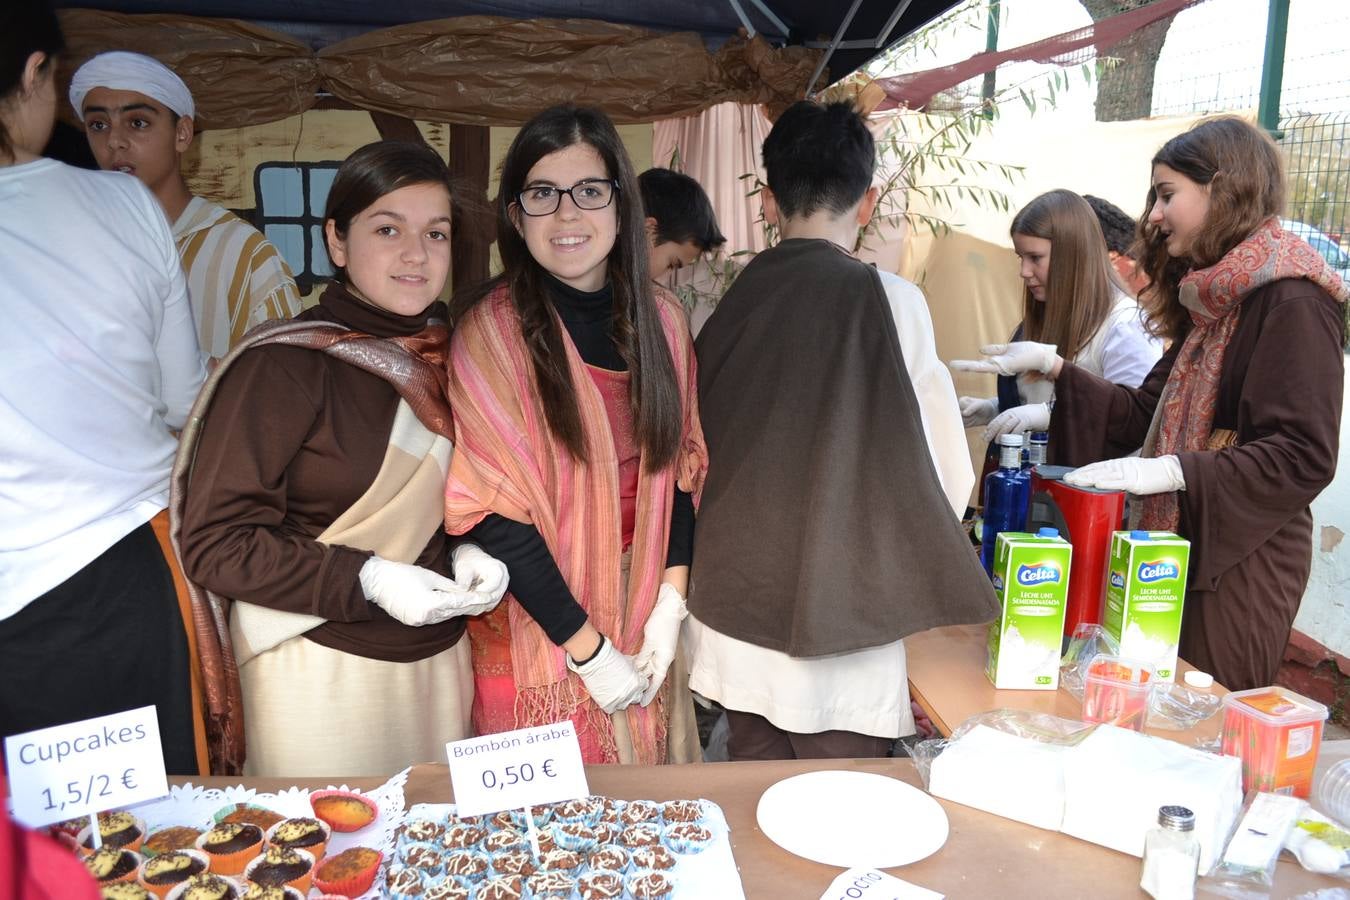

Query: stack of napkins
(928, 723), (1069, 831)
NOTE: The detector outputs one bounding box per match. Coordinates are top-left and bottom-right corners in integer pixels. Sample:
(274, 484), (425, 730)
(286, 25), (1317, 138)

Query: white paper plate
(756, 770), (949, 869)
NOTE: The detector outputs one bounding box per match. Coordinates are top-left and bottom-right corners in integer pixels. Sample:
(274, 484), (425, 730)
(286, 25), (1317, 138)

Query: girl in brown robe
(953, 117), (1347, 691)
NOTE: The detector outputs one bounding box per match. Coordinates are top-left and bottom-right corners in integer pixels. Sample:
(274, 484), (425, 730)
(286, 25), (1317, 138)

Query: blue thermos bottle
(982, 433), (1032, 575)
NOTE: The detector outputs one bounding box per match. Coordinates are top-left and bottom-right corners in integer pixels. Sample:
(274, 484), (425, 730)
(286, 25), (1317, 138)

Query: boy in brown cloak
(685, 100), (997, 760)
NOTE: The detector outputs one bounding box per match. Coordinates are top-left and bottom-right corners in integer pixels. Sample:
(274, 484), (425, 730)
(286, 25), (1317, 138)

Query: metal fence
(1279, 112), (1350, 255)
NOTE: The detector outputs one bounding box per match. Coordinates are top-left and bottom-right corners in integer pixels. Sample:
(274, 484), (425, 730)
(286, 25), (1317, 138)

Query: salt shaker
(1140, 805), (1200, 900)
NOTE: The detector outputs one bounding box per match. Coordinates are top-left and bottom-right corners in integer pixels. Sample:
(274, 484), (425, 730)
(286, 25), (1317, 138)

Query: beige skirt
(241, 634), (473, 777)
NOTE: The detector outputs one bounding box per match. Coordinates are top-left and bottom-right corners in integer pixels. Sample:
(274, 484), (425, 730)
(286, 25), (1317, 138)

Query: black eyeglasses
(515, 179), (618, 216)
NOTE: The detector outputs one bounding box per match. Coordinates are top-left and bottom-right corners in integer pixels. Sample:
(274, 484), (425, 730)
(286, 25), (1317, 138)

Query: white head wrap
(69, 51), (195, 122)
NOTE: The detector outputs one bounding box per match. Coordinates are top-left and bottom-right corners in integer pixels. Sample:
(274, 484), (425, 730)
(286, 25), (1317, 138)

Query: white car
(1281, 218), (1350, 277)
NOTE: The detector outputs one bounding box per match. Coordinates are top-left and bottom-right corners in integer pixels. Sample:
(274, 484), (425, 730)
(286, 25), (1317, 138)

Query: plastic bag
(912, 708), (1095, 789)
(1147, 681), (1223, 730)
(1205, 791), (1305, 888)
(1059, 623), (1120, 700)
(1285, 808), (1350, 878)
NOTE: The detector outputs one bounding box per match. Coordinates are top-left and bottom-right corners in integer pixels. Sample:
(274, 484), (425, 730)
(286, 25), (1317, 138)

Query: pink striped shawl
(445, 282), (707, 765)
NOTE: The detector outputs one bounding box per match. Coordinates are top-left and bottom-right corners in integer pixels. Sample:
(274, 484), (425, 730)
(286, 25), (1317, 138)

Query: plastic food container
(1221, 686), (1328, 798)
(1081, 654), (1154, 731)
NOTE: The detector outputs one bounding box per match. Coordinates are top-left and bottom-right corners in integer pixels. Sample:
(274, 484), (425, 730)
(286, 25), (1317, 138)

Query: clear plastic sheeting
(912, 708), (1095, 790)
(1148, 682), (1222, 731)
(1059, 623), (1120, 701)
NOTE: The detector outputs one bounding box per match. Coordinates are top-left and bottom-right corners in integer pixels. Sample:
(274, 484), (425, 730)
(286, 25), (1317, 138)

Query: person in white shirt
(0, 5), (206, 774)
(687, 100), (996, 760)
(959, 189), (1163, 459)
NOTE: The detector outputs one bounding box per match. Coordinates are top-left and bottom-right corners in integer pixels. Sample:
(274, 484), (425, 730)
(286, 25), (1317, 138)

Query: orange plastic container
(1081, 654), (1153, 731)
(1221, 686), (1328, 798)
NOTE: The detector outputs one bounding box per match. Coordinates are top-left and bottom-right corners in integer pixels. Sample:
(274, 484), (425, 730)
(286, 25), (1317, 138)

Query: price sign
(4, 705), (169, 829)
(821, 869), (945, 900)
(446, 721), (589, 817)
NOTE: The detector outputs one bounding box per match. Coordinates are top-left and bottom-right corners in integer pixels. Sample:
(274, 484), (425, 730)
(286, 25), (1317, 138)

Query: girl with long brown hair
(445, 105), (707, 765)
(954, 117), (1347, 690)
(959, 189), (1161, 457)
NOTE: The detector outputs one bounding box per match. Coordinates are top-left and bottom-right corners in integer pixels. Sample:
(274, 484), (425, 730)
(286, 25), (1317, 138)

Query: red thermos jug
(1027, 465), (1125, 637)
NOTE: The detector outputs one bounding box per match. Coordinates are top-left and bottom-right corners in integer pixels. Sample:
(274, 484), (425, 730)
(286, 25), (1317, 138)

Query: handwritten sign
(4, 705), (169, 829)
(821, 869), (945, 900)
(446, 721), (589, 817)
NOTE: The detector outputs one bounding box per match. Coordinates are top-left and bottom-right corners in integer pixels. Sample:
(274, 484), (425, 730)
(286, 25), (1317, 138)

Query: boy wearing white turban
(71, 51), (302, 360)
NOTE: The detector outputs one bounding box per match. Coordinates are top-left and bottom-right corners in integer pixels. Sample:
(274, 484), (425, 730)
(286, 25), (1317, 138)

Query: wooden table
(906, 622), (1228, 744)
(186, 755), (1344, 899)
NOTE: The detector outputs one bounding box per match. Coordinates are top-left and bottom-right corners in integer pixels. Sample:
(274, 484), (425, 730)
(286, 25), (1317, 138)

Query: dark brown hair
(323, 140), (454, 284)
(0, 0), (64, 161)
(452, 105), (681, 470)
(1011, 189), (1123, 360)
(1138, 116), (1285, 342)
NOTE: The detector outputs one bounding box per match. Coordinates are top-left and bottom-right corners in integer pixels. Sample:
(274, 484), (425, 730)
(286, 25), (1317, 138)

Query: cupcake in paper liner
(505, 807), (552, 831)
(312, 846), (382, 896)
(137, 848), (209, 898)
(308, 789), (378, 833)
(535, 848), (583, 876)
(399, 841), (446, 880)
(483, 827), (528, 854)
(527, 869), (577, 899)
(618, 823), (662, 848)
(550, 797), (601, 827)
(240, 886), (304, 900)
(575, 869), (624, 900)
(265, 816), (330, 862)
(424, 878), (475, 900)
(586, 843), (630, 874)
(590, 796), (625, 824)
(629, 845), (676, 873)
(619, 801), (660, 826)
(163, 873), (242, 900)
(243, 845), (315, 894)
(658, 800), (706, 825)
(79, 812), (147, 855)
(386, 863), (429, 899)
(400, 817), (447, 848)
(84, 846), (142, 885)
(472, 874), (526, 900)
(590, 821), (621, 846)
(489, 846), (537, 877)
(443, 848), (491, 882)
(194, 822), (264, 876)
(626, 870), (676, 900)
(213, 803), (285, 832)
(663, 821), (714, 855)
(440, 822), (488, 853)
(142, 826), (203, 858)
(549, 820), (597, 853)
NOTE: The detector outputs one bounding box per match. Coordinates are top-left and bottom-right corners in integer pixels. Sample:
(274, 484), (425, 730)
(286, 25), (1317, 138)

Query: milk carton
(1103, 530), (1190, 682)
(986, 529), (1072, 690)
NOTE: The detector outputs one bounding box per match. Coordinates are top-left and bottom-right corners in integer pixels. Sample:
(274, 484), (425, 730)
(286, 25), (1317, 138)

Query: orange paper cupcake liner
(265, 818), (331, 863)
(312, 848), (382, 897)
(193, 831), (263, 876)
(308, 790), (378, 833)
(136, 850), (210, 899)
(76, 817), (146, 857)
(90, 850), (142, 886)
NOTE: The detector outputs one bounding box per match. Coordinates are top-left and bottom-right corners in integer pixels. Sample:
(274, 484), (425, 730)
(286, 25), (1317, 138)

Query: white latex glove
(983, 402), (1051, 443)
(950, 341), (1061, 377)
(634, 583), (688, 706)
(359, 556), (501, 627)
(959, 396), (999, 428)
(451, 542), (509, 602)
(566, 635), (649, 714)
(1064, 455), (1186, 496)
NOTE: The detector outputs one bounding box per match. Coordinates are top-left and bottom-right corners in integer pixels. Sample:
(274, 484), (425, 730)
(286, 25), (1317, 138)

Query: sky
(870, 0), (1350, 124)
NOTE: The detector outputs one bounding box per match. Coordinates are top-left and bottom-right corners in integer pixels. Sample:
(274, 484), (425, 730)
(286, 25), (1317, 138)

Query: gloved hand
(634, 583), (688, 706)
(950, 341), (1061, 377)
(983, 402), (1051, 443)
(1064, 455), (1186, 496)
(359, 556), (501, 627)
(451, 542), (509, 602)
(566, 635), (649, 714)
(959, 396), (999, 428)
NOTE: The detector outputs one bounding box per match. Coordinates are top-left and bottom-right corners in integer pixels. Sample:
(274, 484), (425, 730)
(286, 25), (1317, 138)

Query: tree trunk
(1079, 0), (1177, 122)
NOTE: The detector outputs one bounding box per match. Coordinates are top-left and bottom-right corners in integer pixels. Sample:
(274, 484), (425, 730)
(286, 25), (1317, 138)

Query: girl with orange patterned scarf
(953, 117), (1347, 692)
(445, 106), (707, 765)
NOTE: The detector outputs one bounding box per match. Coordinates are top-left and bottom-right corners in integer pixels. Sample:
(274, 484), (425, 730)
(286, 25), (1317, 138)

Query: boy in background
(639, 167), (726, 277)
(1084, 193), (1150, 297)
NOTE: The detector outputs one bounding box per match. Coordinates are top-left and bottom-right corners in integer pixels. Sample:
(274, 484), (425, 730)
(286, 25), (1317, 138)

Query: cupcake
(424, 880), (473, 900)
(195, 823), (263, 875)
(488, 847), (535, 877)
(240, 887), (303, 900)
(243, 845), (315, 893)
(473, 875), (524, 900)
(84, 846), (141, 884)
(483, 828), (527, 853)
(587, 844), (630, 873)
(142, 827), (204, 858)
(102, 886), (152, 900)
(551, 797), (600, 826)
(630, 845), (676, 871)
(309, 790), (378, 833)
(400, 817), (446, 846)
(312, 846), (381, 896)
(619, 823), (662, 848)
(164, 873), (240, 900)
(81, 812), (146, 854)
(215, 804), (285, 831)
(527, 870), (577, 899)
(664, 821), (714, 855)
(626, 871), (676, 900)
(137, 849), (208, 898)
(551, 820), (597, 853)
(535, 848), (583, 874)
(533, 826), (559, 854)
(52, 815), (90, 839)
(620, 801), (661, 826)
(386, 864), (427, 898)
(266, 816), (329, 860)
(442, 849), (490, 881)
(576, 870), (624, 900)
(488, 810), (516, 831)
(439, 823), (487, 852)
(590, 822), (621, 845)
(399, 842), (445, 879)
(659, 800), (705, 824)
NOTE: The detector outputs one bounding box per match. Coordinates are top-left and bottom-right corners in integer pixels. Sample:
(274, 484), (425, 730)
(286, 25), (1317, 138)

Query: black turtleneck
(466, 276), (695, 646)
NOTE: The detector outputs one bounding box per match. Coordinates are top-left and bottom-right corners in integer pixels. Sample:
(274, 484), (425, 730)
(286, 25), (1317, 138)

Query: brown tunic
(178, 287), (465, 662)
(1049, 279), (1343, 690)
